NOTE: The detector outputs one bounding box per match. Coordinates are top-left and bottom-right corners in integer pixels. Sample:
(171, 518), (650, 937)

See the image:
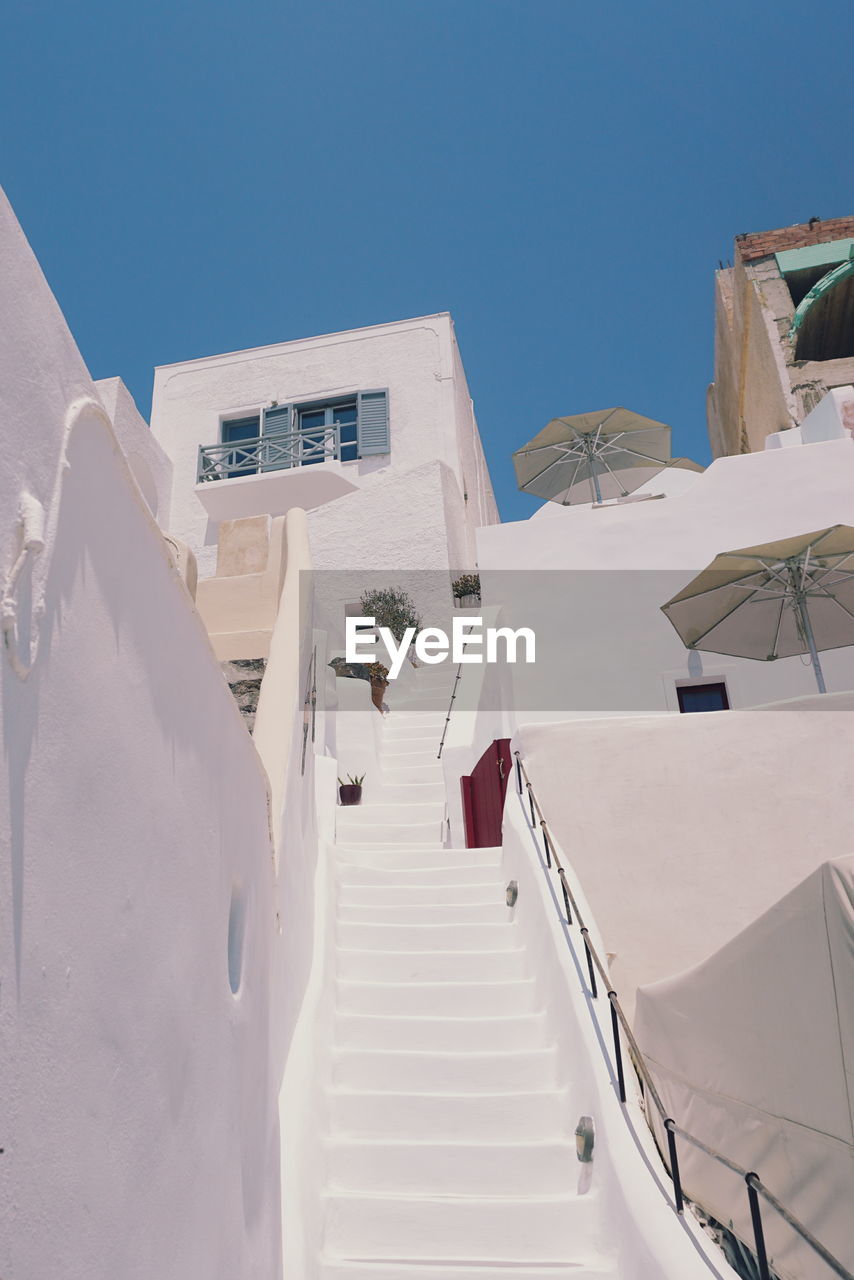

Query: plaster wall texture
(94, 375), (173, 520)
(0, 191), (282, 1280)
(308, 459), (471, 652)
(196, 515), (288, 660)
(476, 439), (854, 718)
(513, 693), (854, 1018)
(709, 251), (854, 457)
(150, 313), (497, 580)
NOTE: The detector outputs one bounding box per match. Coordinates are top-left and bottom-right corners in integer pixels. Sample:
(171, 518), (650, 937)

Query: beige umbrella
(513, 407), (687, 506)
(661, 526), (854, 694)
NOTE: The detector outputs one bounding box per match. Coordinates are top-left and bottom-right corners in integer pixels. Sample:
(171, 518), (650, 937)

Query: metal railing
(513, 749), (853, 1280)
(436, 663), (463, 759)
(300, 645), (317, 776)
(197, 424), (341, 482)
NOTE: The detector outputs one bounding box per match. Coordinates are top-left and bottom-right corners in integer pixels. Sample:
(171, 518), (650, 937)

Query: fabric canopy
(635, 856), (854, 1280)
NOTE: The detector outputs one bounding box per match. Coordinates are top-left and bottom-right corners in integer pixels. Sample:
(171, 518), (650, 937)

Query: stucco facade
(708, 216), (854, 456)
(151, 314), (499, 580)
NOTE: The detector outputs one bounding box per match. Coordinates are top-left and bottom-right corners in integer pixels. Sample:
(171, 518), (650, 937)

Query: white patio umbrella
(513, 407), (688, 506)
(661, 526), (854, 694)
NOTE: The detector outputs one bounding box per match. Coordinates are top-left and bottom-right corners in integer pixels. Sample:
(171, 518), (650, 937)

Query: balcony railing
(197, 425), (342, 482)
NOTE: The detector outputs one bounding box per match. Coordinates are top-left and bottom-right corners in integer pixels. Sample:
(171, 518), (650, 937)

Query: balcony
(195, 424), (358, 522)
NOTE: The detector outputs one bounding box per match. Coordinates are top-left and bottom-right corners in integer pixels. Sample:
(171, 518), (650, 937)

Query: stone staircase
(316, 666), (616, 1279)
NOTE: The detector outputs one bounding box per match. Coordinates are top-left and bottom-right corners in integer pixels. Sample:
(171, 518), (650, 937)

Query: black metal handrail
(436, 663), (462, 759)
(513, 749), (853, 1280)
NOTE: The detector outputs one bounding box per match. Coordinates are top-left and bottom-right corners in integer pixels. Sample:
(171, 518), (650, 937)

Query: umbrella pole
(794, 594), (827, 694)
(584, 439), (603, 503)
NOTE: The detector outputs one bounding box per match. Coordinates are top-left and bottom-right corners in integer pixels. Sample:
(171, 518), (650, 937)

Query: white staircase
(318, 668), (616, 1279)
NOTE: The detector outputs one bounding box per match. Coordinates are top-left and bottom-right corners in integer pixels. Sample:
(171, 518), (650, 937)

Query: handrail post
(558, 868), (572, 924)
(580, 928), (597, 997)
(525, 781), (536, 826)
(746, 1174), (771, 1280)
(664, 1120), (684, 1214)
(608, 993), (626, 1103)
(540, 820), (551, 867)
(514, 751), (522, 795)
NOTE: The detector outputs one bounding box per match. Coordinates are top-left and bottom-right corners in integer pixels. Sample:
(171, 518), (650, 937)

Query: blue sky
(2, 0), (852, 520)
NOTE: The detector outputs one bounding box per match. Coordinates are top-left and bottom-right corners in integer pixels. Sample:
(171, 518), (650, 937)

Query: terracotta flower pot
(371, 680), (387, 711)
(339, 784), (362, 806)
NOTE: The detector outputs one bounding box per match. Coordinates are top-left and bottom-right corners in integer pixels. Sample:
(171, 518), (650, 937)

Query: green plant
(359, 586), (421, 642)
(452, 572), (481, 599)
(368, 661), (389, 685)
(338, 773), (365, 786)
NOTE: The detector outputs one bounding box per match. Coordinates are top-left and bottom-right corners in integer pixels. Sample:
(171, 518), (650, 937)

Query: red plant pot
(339, 784), (363, 806)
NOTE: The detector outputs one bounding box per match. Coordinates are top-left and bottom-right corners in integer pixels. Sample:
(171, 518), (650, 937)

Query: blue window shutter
(357, 390), (390, 456)
(263, 404), (292, 436)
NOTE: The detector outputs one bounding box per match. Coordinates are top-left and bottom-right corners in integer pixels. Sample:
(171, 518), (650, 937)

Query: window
(208, 389), (389, 482)
(298, 401), (358, 464)
(677, 682), (729, 713)
(220, 414), (261, 478)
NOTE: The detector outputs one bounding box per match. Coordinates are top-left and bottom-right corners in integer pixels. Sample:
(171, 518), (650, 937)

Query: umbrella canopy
(513, 407), (674, 505)
(661, 525), (854, 694)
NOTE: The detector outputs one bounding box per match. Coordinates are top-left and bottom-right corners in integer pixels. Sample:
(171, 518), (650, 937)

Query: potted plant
(452, 572), (481, 607)
(359, 586), (421, 668)
(338, 773), (365, 805)
(367, 661), (389, 711)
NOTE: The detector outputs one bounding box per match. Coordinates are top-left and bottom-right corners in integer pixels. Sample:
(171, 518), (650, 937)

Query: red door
(461, 739), (512, 848)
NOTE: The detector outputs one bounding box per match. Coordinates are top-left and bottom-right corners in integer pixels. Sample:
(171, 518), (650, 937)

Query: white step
(335, 819), (444, 846)
(328, 1087), (570, 1141)
(326, 1138), (574, 1196)
(338, 881), (506, 906)
(337, 901), (510, 923)
(336, 862), (502, 887)
(322, 1190), (587, 1261)
(380, 745), (441, 764)
(320, 1263), (611, 1280)
(335, 920), (518, 951)
(374, 781), (446, 804)
(335, 978), (540, 1017)
(333, 1011), (548, 1052)
(337, 947), (529, 983)
(335, 847), (500, 870)
(383, 718), (446, 739)
(331, 1047), (558, 1093)
(381, 762), (445, 785)
(337, 802), (445, 832)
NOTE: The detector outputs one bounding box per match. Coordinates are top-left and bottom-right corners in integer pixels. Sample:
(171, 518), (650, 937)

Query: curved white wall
(0, 191), (281, 1280)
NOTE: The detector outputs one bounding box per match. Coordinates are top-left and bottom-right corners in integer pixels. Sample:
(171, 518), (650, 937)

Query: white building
(3, 178), (850, 1280)
(151, 314), (498, 581)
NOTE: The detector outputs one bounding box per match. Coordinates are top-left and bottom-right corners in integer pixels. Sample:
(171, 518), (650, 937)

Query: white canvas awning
(635, 856), (854, 1280)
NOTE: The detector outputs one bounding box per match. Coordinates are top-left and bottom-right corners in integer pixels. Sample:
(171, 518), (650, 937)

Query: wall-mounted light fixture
(575, 1115), (595, 1163)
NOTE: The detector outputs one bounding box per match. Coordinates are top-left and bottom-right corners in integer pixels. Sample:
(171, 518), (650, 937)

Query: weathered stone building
(708, 215), (854, 455)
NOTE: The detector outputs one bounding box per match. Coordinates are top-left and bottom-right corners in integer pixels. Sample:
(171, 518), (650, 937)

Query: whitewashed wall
(477, 440), (854, 715)
(151, 314), (498, 579)
(95, 375), (173, 522)
(0, 191), (282, 1280)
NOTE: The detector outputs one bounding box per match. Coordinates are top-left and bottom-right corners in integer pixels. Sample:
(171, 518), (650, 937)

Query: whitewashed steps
(336, 978), (540, 1017)
(331, 1046), (558, 1093)
(339, 881), (505, 906)
(326, 1138), (574, 1196)
(338, 900), (510, 923)
(337, 946), (529, 983)
(320, 1264), (608, 1280)
(336, 920), (518, 950)
(323, 1191), (591, 1262)
(334, 1011), (548, 1051)
(329, 1087), (571, 1142)
(310, 663), (603, 1277)
(335, 846), (500, 869)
